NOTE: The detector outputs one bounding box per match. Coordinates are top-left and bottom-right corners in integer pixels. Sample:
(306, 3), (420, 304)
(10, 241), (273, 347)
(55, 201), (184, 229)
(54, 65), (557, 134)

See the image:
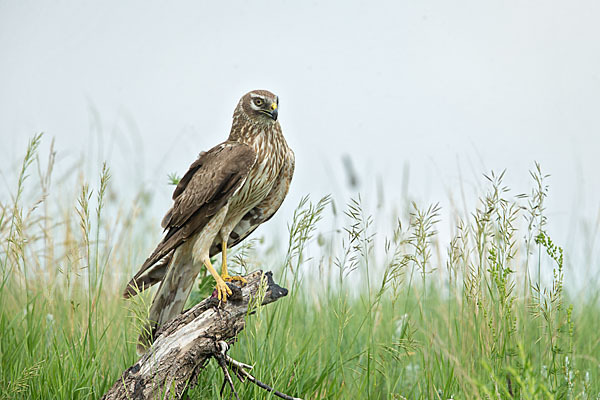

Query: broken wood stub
(102, 270), (288, 400)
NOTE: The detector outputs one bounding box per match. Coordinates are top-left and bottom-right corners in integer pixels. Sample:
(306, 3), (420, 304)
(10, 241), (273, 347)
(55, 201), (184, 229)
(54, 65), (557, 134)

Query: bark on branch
(102, 270), (289, 400)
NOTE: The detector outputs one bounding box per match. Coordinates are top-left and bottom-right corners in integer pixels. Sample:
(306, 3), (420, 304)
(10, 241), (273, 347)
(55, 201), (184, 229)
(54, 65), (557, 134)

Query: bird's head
(238, 90), (279, 124)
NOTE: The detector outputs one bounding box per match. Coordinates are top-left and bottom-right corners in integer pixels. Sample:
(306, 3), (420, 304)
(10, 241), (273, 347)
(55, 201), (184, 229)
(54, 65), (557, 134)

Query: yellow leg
(221, 239), (229, 279)
(220, 239), (247, 285)
(203, 257), (231, 302)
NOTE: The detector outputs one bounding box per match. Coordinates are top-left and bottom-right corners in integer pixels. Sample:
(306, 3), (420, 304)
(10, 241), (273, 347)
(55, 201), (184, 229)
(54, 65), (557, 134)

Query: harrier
(124, 90), (294, 350)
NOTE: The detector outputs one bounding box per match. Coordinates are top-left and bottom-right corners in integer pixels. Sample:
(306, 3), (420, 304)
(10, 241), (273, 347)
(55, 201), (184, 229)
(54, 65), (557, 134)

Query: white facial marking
(249, 94), (268, 111)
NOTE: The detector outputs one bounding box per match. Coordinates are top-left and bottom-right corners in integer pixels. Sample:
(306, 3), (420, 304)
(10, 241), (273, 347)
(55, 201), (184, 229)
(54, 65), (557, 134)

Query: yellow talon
(203, 256), (232, 302)
(223, 275), (248, 285)
(215, 277), (232, 302)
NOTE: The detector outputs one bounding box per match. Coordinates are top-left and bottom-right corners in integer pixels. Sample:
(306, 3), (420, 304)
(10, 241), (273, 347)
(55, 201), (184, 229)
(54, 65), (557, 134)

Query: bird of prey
(123, 90), (294, 350)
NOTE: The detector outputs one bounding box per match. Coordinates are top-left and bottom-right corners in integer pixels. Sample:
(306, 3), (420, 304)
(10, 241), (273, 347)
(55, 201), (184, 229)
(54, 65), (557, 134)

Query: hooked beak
(269, 102), (278, 120)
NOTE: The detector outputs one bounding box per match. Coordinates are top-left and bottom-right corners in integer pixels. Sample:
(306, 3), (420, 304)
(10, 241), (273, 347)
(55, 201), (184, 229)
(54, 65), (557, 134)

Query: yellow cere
(271, 102), (278, 110)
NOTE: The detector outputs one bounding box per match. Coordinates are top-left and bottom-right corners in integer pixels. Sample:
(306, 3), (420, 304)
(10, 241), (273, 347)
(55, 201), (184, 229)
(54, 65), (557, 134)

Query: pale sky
(1, 1), (599, 283)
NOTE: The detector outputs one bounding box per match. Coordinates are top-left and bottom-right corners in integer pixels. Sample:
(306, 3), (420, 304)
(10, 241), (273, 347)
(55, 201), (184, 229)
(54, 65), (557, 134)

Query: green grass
(1, 134), (599, 399)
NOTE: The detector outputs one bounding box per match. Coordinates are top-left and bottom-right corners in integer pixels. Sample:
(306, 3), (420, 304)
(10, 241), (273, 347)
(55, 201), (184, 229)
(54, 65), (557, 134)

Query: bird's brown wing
(209, 148), (295, 255)
(123, 141), (257, 298)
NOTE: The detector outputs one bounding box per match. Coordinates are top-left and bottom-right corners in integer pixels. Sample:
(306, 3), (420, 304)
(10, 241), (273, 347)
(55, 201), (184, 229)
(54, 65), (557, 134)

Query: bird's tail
(122, 251), (173, 298)
(137, 245), (200, 354)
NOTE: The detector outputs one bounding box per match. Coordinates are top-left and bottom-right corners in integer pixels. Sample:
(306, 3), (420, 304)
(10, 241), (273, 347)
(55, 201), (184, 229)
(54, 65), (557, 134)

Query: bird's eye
(253, 98), (264, 106)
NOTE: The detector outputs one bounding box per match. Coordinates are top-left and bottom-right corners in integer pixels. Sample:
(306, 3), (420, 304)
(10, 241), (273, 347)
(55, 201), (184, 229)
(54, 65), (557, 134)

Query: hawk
(123, 90), (294, 350)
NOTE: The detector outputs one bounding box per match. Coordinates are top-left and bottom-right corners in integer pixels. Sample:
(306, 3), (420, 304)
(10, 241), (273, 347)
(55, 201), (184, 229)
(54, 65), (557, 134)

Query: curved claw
(222, 275), (248, 285)
(215, 277), (233, 302)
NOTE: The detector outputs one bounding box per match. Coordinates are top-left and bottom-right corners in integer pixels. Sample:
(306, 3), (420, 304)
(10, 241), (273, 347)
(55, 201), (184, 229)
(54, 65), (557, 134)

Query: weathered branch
(214, 341), (302, 400)
(102, 270), (290, 400)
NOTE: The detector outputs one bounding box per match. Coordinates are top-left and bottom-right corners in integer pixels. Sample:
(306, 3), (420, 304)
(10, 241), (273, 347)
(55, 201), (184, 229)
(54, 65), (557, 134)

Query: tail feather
(122, 252), (173, 298)
(137, 245), (200, 353)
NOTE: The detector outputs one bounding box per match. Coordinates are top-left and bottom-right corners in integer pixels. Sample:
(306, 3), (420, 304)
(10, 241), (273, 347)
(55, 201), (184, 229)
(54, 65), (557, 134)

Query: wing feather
(123, 141), (256, 297)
